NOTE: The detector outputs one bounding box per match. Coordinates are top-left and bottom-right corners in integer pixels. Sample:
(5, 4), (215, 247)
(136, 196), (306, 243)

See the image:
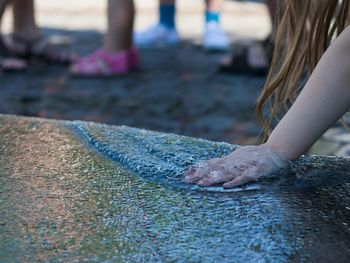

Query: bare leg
(12, 0), (40, 40)
(160, 0), (175, 4)
(104, 0), (135, 53)
(206, 0), (223, 12)
(219, 0), (280, 74)
(0, 0), (27, 71)
(0, 0), (10, 28)
(6, 0), (75, 62)
(70, 0), (137, 76)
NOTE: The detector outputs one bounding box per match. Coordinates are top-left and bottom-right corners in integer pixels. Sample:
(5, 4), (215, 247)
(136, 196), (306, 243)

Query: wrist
(262, 141), (298, 161)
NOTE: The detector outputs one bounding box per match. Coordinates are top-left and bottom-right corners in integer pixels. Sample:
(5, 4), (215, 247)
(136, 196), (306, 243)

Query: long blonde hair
(256, 0), (350, 141)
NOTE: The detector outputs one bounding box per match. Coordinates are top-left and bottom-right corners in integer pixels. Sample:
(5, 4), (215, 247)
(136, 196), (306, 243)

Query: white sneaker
(134, 24), (180, 47)
(203, 22), (230, 51)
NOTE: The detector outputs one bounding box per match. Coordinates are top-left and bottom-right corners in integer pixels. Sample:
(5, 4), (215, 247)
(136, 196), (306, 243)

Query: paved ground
(1, 0), (268, 145)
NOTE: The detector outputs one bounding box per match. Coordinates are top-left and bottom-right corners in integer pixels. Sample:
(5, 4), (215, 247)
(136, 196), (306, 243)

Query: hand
(184, 144), (290, 188)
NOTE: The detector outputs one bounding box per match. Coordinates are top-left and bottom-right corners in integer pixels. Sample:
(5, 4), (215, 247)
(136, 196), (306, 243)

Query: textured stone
(1, 114), (350, 262)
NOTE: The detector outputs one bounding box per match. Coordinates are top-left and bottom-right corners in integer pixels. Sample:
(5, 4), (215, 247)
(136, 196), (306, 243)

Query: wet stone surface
(1, 114), (350, 262)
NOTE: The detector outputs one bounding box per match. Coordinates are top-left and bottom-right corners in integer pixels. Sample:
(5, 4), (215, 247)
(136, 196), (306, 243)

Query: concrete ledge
(1, 114), (350, 262)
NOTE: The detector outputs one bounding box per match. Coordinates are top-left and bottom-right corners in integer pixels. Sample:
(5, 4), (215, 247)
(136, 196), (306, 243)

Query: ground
(1, 0), (349, 154)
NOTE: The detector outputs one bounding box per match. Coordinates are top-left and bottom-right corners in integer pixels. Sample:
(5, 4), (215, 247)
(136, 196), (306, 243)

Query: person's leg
(203, 0), (229, 51)
(205, 0), (222, 23)
(71, 0), (138, 77)
(159, 0), (176, 29)
(104, 0), (135, 53)
(0, 0), (9, 26)
(4, 0), (74, 63)
(134, 0), (179, 47)
(0, 0), (27, 71)
(219, 0), (281, 75)
(12, 0), (40, 40)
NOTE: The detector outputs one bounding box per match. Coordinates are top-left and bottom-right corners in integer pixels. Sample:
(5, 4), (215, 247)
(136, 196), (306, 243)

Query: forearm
(266, 26), (350, 160)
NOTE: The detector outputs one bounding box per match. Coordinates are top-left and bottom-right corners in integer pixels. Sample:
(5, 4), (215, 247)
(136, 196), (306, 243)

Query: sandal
(218, 37), (274, 76)
(0, 37), (27, 72)
(4, 34), (76, 64)
(70, 48), (139, 77)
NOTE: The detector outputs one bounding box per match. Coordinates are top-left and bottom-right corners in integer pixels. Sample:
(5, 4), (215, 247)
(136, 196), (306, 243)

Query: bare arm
(266, 26), (350, 160)
(185, 26), (350, 188)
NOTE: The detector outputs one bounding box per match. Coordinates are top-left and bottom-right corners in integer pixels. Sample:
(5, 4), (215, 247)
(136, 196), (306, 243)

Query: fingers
(185, 161), (259, 188)
(184, 157), (224, 184)
(184, 145), (289, 189)
(184, 165), (208, 184)
(184, 165), (197, 177)
(223, 170), (257, 188)
(185, 172), (204, 184)
(197, 170), (232, 186)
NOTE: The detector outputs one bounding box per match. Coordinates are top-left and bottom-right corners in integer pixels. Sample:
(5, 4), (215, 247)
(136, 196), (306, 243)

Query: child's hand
(184, 145), (290, 188)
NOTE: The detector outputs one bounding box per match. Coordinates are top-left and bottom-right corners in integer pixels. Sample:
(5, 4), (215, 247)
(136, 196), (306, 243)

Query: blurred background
(2, 0), (270, 39)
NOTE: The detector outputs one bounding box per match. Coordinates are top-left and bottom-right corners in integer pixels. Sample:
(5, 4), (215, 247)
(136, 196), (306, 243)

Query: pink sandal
(70, 48), (139, 77)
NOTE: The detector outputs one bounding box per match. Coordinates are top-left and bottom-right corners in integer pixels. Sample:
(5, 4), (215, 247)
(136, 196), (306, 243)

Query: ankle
(13, 28), (41, 41)
(103, 44), (131, 54)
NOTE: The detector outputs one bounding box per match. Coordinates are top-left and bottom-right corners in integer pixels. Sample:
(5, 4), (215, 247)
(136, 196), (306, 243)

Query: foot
(134, 23), (180, 47)
(0, 57), (27, 72)
(4, 35), (76, 64)
(203, 22), (230, 51)
(0, 38), (27, 72)
(70, 48), (139, 77)
(219, 42), (270, 76)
